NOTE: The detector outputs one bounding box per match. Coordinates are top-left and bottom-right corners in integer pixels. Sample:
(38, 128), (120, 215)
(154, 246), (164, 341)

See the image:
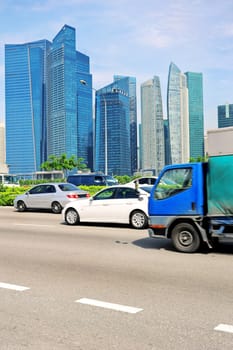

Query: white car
(62, 185), (150, 229)
(126, 176), (158, 188)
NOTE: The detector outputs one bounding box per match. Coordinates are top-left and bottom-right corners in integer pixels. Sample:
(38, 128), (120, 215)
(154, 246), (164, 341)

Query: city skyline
(0, 1), (233, 131)
(5, 25), (94, 174)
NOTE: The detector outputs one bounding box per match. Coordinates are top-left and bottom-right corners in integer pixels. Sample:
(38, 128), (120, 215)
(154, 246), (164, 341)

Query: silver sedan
(14, 183), (90, 214)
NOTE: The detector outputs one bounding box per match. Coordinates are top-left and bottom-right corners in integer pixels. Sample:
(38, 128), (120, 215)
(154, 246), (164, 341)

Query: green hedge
(0, 174), (140, 207)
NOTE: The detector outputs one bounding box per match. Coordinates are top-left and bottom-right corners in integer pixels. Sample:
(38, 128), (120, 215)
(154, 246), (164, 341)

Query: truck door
(149, 164), (204, 216)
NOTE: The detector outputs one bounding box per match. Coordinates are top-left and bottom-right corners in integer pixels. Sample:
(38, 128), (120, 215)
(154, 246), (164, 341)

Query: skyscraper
(0, 123), (8, 173)
(185, 72), (204, 159)
(167, 62), (189, 164)
(5, 25), (93, 174)
(114, 76), (138, 173)
(141, 76), (165, 174)
(47, 26), (93, 168)
(218, 103), (233, 128)
(163, 119), (171, 165)
(95, 82), (131, 176)
(5, 39), (49, 174)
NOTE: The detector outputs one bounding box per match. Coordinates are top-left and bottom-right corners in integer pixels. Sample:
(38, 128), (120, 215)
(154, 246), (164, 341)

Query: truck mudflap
(193, 221), (212, 249)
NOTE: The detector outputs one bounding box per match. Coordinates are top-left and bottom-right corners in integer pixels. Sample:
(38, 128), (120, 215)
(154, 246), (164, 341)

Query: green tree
(41, 154), (87, 177)
(189, 155), (208, 163)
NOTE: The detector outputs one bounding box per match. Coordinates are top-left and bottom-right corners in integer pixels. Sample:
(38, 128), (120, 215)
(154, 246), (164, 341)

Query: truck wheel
(171, 223), (201, 253)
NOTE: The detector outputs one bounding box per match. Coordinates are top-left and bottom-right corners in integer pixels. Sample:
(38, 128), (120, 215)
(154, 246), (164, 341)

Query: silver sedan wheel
(65, 208), (79, 225)
(51, 201), (62, 214)
(17, 200), (27, 212)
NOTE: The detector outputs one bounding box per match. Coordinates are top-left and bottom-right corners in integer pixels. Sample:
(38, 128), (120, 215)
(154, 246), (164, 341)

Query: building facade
(185, 72), (204, 159)
(0, 123), (8, 173)
(167, 62), (189, 164)
(218, 103), (233, 128)
(5, 25), (93, 175)
(5, 39), (49, 174)
(163, 119), (171, 165)
(140, 76), (165, 175)
(114, 76), (138, 174)
(95, 81), (131, 176)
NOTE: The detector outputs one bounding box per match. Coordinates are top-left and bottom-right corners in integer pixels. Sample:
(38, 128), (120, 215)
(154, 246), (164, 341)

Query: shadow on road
(132, 237), (233, 255)
(60, 221), (131, 229)
(132, 237), (175, 251)
(212, 240), (233, 255)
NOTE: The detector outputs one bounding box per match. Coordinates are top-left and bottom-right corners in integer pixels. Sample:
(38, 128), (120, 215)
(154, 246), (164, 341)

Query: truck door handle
(191, 202), (196, 210)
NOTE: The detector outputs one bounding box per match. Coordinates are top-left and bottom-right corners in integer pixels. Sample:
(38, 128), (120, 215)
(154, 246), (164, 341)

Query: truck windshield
(154, 168), (192, 200)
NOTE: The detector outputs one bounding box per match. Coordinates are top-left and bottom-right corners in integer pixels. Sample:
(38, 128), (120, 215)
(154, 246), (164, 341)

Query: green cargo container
(207, 155), (233, 216)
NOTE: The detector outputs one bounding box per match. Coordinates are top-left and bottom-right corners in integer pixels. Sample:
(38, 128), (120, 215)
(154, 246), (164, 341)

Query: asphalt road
(0, 207), (233, 350)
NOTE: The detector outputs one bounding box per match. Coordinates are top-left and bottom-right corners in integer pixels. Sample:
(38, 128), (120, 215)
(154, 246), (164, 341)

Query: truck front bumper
(148, 227), (167, 239)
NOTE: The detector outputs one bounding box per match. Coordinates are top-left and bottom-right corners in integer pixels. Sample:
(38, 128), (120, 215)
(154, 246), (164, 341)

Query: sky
(0, 0), (233, 131)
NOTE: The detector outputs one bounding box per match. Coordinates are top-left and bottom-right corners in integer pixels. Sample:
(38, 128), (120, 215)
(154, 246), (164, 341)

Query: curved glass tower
(141, 76), (164, 175)
(167, 62), (189, 164)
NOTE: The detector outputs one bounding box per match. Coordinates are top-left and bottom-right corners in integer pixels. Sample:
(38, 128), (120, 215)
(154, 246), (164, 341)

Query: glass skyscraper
(163, 119), (171, 165)
(95, 80), (131, 176)
(167, 62), (189, 164)
(218, 103), (233, 128)
(5, 39), (49, 174)
(185, 72), (204, 159)
(141, 76), (165, 175)
(76, 52), (93, 169)
(114, 76), (137, 173)
(5, 25), (93, 174)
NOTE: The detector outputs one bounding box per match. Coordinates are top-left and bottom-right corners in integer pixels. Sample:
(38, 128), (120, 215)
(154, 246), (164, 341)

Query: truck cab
(148, 162), (209, 253)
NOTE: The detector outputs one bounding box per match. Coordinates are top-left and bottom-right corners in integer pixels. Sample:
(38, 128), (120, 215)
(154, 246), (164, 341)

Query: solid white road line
(0, 282), (30, 292)
(75, 298), (143, 314)
(13, 223), (53, 227)
(214, 324), (233, 334)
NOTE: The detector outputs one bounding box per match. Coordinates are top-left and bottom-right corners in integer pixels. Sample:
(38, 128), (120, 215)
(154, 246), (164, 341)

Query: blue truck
(148, 155), (233, 253)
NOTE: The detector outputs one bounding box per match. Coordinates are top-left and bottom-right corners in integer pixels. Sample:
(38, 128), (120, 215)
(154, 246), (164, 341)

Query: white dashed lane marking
(214, 324), (233, 334)
(0, 282), (30, 291)
(75, 298), (143, 314)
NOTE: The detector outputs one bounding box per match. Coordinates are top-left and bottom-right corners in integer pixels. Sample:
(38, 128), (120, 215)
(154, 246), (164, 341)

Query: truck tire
(171, 223), (201, 253)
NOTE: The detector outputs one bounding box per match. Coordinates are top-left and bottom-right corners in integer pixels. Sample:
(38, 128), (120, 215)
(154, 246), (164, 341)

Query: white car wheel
(130, 210), (148, 229)
(65, 208), (80, 225)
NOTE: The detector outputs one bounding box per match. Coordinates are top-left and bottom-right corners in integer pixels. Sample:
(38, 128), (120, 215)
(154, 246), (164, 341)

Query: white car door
(78, 187), (143, 224)
(78, 187), (117, 222)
